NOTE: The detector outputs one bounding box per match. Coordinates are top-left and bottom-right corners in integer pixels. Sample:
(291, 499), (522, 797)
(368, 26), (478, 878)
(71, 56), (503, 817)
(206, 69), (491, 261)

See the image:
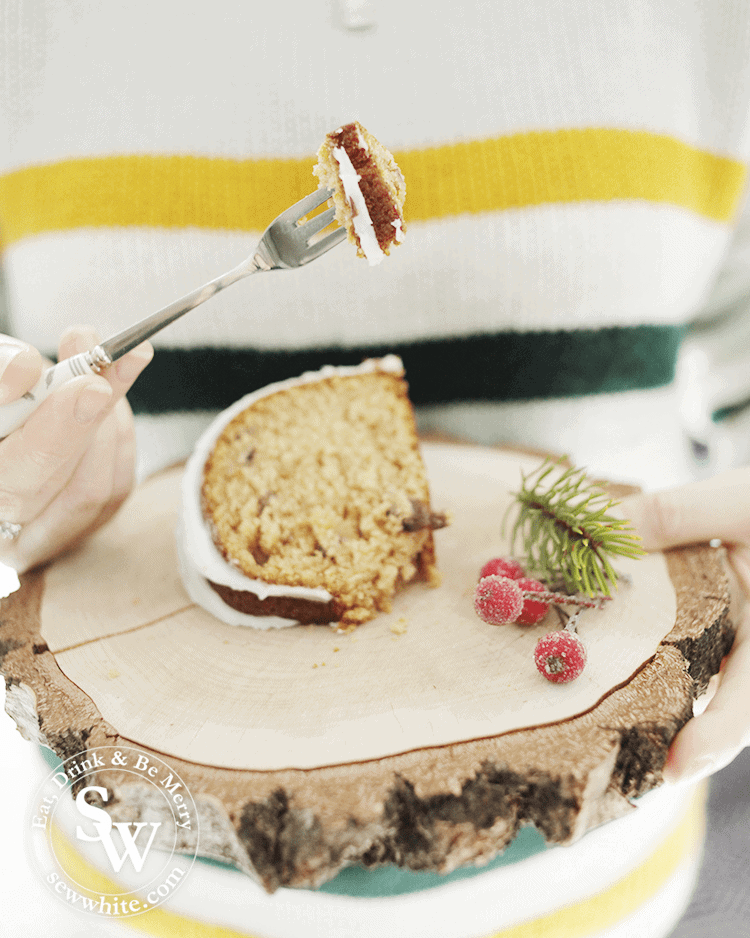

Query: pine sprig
(504, 458), (646, 597)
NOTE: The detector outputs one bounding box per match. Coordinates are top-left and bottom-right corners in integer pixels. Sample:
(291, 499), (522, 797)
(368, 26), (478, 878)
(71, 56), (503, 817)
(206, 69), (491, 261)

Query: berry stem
(563, 608), (586, 633)
(520, 589), (611, 610)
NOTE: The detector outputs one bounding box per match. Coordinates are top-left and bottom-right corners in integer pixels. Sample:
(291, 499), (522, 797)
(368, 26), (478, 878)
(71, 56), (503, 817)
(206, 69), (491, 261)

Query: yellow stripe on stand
(0, 130), (744, 247)
(49, 783), (707, 938)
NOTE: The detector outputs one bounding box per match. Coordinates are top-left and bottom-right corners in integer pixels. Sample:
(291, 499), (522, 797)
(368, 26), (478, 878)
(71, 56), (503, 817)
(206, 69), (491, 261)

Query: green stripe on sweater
(120, 325), (685, 414)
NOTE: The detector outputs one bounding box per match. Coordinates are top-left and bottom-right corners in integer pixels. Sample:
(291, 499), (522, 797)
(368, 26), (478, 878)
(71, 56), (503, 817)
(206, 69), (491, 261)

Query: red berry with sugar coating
(474, 575), (524, 625)
(534, 631), (587, 683)
(515, 577), (550, 625)
(478, 557), (526, 581)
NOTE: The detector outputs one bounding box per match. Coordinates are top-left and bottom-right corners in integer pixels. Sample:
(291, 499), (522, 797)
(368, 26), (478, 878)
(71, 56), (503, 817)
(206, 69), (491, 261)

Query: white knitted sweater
(1, 0), (750, 488)
(3, 5), (748, 935)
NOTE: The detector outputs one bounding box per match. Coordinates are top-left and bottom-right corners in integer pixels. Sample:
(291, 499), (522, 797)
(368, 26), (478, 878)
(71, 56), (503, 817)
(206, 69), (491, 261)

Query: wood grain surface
(0, 444), (734, 892)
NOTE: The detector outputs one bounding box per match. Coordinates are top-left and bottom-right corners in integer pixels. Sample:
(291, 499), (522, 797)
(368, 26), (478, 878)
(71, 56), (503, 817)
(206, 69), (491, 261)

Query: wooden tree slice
(0, 443), (734, 892)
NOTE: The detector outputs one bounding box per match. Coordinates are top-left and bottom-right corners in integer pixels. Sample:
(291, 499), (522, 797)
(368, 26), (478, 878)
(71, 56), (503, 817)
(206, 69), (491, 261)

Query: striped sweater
(1, 4), (743, 935)
(2, 1), (750, 486)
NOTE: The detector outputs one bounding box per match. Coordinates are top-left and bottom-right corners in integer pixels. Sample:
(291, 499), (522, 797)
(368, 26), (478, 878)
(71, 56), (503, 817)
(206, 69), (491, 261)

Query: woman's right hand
(0, 326), (153, 574)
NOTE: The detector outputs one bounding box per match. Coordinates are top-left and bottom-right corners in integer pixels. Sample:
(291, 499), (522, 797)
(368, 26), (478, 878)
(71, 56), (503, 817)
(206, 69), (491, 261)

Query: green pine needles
(505, 458), (646, 598)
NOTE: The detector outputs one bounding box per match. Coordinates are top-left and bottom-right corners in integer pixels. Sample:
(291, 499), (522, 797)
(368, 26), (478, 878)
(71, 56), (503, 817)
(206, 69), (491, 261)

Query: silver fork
(0, 189), (345, 437)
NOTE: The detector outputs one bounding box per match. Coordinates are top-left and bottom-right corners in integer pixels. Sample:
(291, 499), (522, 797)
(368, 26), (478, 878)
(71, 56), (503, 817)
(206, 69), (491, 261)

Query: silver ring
(0, 520), (22, 540)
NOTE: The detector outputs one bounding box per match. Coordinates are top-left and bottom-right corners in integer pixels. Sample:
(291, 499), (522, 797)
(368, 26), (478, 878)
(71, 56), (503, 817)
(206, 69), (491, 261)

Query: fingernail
(115, 343), (154, 384)
(669, 750), (741, 786)
(75, 329), (101, 354)
(74, 382), (112, 424)
(0, 342), (25, 387)
(675, 755), (718, 786)
(60, 325), (100, 356)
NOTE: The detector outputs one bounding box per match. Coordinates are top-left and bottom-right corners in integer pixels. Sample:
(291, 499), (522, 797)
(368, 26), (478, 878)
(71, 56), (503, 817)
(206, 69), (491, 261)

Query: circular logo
(27, 746), (200, 919)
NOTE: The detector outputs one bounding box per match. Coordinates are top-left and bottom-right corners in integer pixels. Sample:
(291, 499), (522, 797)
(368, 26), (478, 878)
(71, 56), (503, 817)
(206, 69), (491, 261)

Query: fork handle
(100, 257), (261, 361)
(0, 347), (111, 438)
(0, 255), (262, 438)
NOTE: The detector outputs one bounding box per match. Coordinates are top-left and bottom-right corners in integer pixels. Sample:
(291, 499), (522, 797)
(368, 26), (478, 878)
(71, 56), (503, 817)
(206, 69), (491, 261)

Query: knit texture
(1, 0), (750, 483)
(0, 4), (743, 932)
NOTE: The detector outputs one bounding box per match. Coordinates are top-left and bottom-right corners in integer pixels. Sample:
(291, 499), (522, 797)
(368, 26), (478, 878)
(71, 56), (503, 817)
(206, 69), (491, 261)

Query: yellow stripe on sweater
(0, 130), (744, 247)
(47, 784), (706, 938)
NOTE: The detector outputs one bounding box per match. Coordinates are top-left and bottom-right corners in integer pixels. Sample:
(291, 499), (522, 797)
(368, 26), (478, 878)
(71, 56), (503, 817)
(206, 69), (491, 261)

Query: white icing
(179, 357), (405, 628)
(332, 145), (385, 266)
(356, 126), (369, 151)
(176, 518), (298, 629)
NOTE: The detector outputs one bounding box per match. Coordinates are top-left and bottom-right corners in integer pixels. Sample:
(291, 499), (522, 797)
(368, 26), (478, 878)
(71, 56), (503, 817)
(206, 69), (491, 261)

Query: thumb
(620, 468), (750, 551)
(663, 547), (750, 784)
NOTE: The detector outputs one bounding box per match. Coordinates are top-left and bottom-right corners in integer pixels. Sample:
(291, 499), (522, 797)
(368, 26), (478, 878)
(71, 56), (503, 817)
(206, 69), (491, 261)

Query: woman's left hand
(621, 468), (750, 784)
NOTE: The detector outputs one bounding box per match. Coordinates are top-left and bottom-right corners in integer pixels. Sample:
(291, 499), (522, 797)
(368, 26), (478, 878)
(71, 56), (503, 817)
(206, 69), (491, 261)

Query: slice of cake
(179, 357), (447, 629)
(313, 121), (406, 265)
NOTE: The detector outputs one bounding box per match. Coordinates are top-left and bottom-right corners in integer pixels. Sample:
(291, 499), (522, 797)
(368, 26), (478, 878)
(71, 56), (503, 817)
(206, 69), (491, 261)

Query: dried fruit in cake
(185, 358), (448, 630)
(313, 121), (406, 265)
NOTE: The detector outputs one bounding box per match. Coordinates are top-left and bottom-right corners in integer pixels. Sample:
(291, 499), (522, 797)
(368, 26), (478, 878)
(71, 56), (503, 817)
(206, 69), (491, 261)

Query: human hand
(621, 470), (750, 785)
(0, 326), (153, 574)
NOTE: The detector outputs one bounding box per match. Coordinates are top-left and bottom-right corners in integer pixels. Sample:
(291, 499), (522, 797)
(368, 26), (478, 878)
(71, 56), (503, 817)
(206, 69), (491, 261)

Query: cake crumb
(313, 120), (406, 263)
(200, 361), (446, 630)
(390, 617), (408, 635)
(107, 668), (120, 680)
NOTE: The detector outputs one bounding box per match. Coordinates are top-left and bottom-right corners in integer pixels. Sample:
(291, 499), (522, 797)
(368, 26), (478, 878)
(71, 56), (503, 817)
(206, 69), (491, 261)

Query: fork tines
(282, 188), (346, 262)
